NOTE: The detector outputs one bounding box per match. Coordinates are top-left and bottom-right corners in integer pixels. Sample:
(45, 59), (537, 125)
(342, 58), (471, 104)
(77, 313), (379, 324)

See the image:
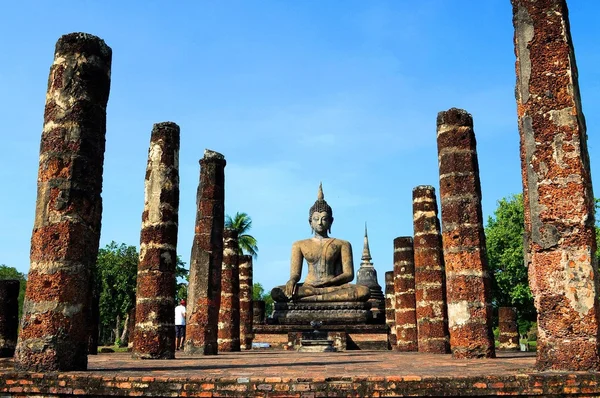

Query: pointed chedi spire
(361, 222), (373, 266)
(356, 221), (385, 323)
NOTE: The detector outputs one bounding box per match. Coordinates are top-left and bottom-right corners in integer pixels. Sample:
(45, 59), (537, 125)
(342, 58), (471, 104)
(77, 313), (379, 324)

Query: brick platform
(2, 350), (599, 396)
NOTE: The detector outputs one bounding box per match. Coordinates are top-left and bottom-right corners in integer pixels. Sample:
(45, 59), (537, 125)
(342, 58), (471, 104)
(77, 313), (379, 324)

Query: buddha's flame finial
(318, 182), (324, 200)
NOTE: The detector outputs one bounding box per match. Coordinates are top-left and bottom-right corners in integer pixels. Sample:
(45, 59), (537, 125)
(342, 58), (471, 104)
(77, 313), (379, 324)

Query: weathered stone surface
(512, 0), (600, 371)
(384, 271), (396, 349)
(437, 108), (495, 359)
(393, 237), (417, 351)
(0, 280), (19, 357)
(272, 302), (372, 325)
(14, 32), (111, 372)
(185, 150), (226, 355)
(253, 300), (266, 325)
(218, 229), (241, 352)
(356, 225), (385, 324)
(239, 255), (254, 350)
(132, 122), (180, 359)
(498, 307), (519, 351)
(412, 185), (450, 354)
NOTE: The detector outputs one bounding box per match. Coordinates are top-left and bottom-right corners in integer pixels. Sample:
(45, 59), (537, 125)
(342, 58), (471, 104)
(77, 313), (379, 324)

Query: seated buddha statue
(271, 184), (370, 303)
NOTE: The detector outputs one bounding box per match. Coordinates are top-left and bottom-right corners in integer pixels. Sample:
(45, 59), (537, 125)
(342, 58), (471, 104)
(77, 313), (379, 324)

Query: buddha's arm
(335, 241), (354, 284)
(285, 242), (304, 297)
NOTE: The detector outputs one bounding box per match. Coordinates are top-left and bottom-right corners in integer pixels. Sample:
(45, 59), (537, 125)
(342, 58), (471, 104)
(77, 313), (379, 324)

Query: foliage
(0, 265), (27, 320)
(175, 255), (189, 302)
(225, 212), (259, 259)
(253, 282), (274, 316)
(485, 194), (535, 321)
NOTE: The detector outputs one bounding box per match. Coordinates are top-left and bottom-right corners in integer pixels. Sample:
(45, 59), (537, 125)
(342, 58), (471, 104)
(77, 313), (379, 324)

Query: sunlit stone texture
(239, 255), (254, 350)
(412, 185), (450, 354)
(185, 150), (226, 355)
(218, 229), (241, 352)
(498, 307), (519, 351)
(0, 280), (20, 357)
(437, 108), (495, 359)
(14, 32), (111, 371)
(393, 237), (417, 352)
(132, 122), (180, 359)
(512, 0), (600, 370)
(384, 271), (397, 349)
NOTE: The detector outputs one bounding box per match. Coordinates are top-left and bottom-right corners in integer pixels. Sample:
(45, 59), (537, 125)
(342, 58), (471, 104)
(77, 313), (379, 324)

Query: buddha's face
(310, 211), (333, 234)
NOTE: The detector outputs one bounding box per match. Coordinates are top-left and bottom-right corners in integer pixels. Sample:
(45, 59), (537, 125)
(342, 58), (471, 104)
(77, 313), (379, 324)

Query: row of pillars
(2, 0), (599, 372)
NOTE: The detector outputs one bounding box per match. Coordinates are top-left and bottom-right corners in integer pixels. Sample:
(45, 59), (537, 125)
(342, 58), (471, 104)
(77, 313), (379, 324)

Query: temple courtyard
(2, 350), (600, 397)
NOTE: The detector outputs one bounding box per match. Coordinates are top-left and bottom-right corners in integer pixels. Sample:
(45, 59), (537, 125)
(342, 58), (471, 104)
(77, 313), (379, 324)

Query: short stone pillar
(0, 280), (20, 357)
(253, 300), (266, 325)
(239, 255), (254, 350)
(437, 108), (495, 359)
(384, 271), (397, 349)
(14, 32), (112, 371)
(512, 0), (600, 371)
(132, 122), (180, 359)
(393, 237), (418, 351)
(218, 229), (241, 352)
(412, 185), (450, 354)
(498, 307), (519, 351)
(185, 150), (226, 355)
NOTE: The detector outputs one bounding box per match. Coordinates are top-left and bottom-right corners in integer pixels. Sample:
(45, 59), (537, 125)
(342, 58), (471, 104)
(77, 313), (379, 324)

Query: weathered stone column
(132, 122), (180, 359)
(239, 254), (254, 350)
(412, 185), (450, 354)
(498, 307), (519, 351)
(253, 300), (266, 325)
(393, 237), (417, 351)
(384, 271), (397, 349)
(185, 149), (226, 355)
(218, 229), (241, 352)
(437, 108), (495, 359)
(14, 33), (111, 371)
(512, 0), (600, 371)
(0, 280), (19, 357)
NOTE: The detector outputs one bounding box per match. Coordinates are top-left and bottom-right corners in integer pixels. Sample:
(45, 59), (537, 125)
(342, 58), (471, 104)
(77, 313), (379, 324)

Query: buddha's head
(309, 183), (333, 234)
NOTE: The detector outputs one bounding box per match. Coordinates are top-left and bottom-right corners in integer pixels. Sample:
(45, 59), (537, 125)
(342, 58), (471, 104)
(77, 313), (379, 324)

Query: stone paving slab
(1, 350), (599, 397)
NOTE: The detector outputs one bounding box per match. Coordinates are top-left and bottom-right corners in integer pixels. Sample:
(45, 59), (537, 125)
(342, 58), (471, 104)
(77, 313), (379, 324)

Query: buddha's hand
(311, 277), (334, 288)
(284, 280), (297, 300)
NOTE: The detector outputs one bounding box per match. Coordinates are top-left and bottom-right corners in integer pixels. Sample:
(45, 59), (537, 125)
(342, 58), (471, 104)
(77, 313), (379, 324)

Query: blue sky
(1, 1), (599, 292)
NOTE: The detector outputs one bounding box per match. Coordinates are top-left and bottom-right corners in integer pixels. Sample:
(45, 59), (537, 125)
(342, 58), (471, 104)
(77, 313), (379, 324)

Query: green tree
(225, 212), (259, 258)
(253, 282), (274, 316)
(485, 194), (535, 322)
(175, 255), (188, 302)
(0, 265), (27, 320)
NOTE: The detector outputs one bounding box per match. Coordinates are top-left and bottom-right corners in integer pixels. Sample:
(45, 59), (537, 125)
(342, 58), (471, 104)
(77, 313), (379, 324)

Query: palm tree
(225, 212), (258, 258)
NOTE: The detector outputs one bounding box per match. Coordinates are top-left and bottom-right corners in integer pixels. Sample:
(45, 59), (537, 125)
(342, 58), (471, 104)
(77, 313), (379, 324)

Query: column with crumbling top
(412, 185), (450, 354)
(14, 33), (111, 371)
(0, 280), (20, 357)
(512, 0), (600, 371)
(185, 150), (226, 355)
(498, 307), (519, 351)
(239, 254), (253, 350)
(218, 229), (241, 352)
(393, 237), (418, 351)
(384, 271), (397, 349)
(132, 122), (180, 359)
(437, 108), (495, 359)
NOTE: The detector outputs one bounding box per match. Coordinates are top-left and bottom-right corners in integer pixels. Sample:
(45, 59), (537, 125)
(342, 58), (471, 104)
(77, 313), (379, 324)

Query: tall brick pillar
(185, 150), (226, 355)
(239, 254), (254, 350)
(0, 280), (20, 357)
(512, 0), (600, 371)
(498, 307), (519, 351)
(437, 108), (495, 359)
(218, 229), (241, 352)
(132, 122), (180, 359)
(393, 237), (418, 351)
(412, 185), (450, 354)
(384, 271), (397, 349)
(14, 33), (111, 371)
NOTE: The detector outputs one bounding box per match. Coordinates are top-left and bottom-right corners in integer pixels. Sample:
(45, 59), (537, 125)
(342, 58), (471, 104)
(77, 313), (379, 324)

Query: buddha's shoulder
(293, 238), (352, 247)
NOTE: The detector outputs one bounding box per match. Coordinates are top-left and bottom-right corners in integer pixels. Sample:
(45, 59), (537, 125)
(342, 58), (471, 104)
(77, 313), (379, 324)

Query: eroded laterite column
(384, 271), (397, 349)
(437, 108), (495, 359)
(412, 185), (450, 354)
(218, 229), (240, 352)
(132, 122), (180, 359)
(14, 33), (111, 371)
(512, 0), (600, 370)
(185, 150), (226, 355)
(393, 237), (417, 351)
(0, 280), (19, 357)
(239, 254), (253, 350)
(498, 307), (519, 351)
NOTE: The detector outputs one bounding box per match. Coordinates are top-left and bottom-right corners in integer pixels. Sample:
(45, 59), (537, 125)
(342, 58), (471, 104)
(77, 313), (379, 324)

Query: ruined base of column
(272, 302), (372, 325)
